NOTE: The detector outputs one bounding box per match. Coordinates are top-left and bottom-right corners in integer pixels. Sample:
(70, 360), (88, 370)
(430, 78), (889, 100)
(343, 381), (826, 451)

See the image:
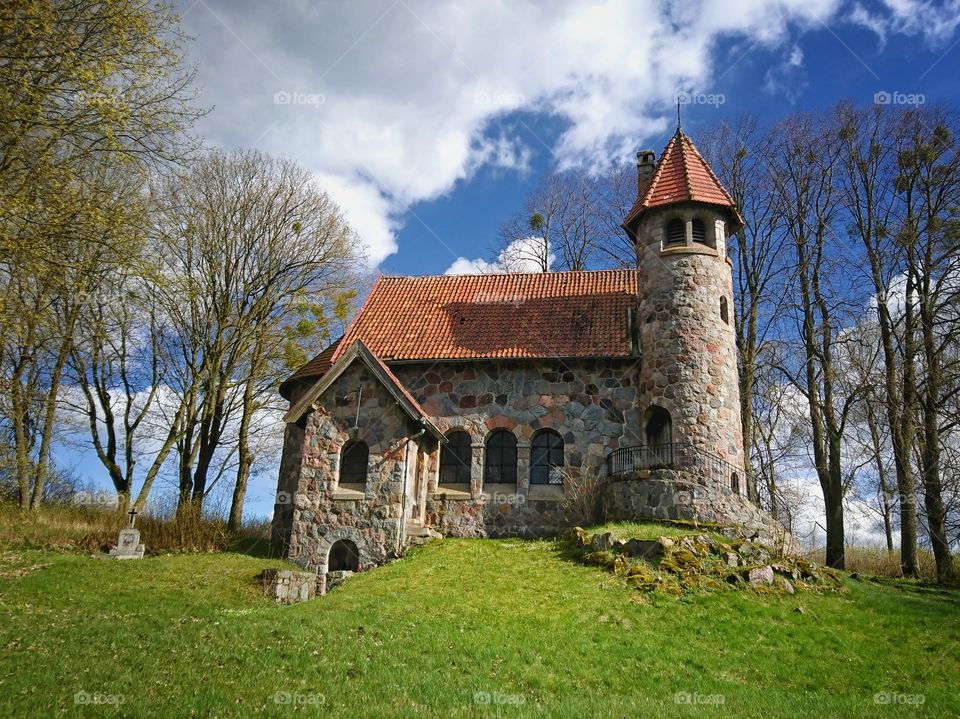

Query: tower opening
(665, 218), (685, 245)
(692, 218), (707, 244)
(720, 296), (729, 324)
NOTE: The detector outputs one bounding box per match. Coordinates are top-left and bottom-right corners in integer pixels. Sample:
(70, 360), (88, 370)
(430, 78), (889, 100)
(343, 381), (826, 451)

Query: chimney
(636, 150), (656, 197)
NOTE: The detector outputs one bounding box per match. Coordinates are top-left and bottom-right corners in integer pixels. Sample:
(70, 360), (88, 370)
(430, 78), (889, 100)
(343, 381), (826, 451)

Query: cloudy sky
(174, 0), (960, 278)
(62, 0), (960, 530)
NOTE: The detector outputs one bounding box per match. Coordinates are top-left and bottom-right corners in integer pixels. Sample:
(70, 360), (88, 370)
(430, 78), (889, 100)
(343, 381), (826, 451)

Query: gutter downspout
(397, 426), (426, 554)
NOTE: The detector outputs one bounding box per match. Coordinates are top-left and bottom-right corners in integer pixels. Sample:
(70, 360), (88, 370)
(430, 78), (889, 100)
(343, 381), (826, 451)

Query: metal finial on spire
(677, 98), (682, 131)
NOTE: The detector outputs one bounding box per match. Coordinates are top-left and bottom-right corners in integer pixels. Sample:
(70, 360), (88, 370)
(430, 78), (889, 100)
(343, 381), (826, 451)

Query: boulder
(621, 539), (665, 562)
(775, 577), (796, 595)
(589, 531), (617, 552)
(747, 566), (774, 587)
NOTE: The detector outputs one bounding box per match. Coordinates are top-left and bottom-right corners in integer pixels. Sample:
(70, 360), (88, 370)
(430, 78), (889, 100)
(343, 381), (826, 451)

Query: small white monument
(108, 508), (145, 560)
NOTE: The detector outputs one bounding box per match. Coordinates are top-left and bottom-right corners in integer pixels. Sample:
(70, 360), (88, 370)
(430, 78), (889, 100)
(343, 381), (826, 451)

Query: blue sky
(60, 0), (960, 523)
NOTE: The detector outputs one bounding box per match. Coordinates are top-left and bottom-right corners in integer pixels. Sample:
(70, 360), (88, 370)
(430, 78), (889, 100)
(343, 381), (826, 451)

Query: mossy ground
(1, 534), (958, 718)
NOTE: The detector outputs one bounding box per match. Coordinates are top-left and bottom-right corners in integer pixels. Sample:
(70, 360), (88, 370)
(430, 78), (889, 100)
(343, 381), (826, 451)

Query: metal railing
(606, 442), (743, 487)
(606, 443), (676, 475)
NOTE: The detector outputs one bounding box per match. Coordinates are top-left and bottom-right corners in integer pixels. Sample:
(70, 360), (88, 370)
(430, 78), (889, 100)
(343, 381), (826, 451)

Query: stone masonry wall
(602, 468), (789, 546)
(391, 358), (643, 537)
(280, 359), (431, 573)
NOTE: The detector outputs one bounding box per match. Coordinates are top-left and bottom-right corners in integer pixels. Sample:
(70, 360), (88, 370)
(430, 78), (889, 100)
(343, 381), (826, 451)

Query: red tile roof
(623, 129), (743, 232)
(279, 337), (340, 399)
(282, 269), (639, 392)
(335, 269), (638, 362)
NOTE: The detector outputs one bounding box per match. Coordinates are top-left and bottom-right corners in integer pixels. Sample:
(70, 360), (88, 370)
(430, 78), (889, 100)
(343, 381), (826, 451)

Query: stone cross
(127, 506), (138, 527)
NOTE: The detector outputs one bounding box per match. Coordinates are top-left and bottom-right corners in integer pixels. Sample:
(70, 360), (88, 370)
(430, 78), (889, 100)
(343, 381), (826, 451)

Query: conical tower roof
(623, 129), (743, 234)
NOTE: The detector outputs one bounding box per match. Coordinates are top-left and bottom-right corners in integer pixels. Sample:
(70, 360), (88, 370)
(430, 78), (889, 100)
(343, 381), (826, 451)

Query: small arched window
(665, 218), (685, 245)
(440, 431), (472, 485)
(720, 296), (729, 324)
(328, 539), (360, 571)
(731, 473), (740, 495)
(339, 440), (368, 487)
(692, 218), (707, 244)
(484, 430), (517, 484)
(531, 430), (564, 485)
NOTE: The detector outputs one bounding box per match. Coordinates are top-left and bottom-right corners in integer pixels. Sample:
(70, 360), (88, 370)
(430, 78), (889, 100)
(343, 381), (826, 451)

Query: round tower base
(602, 469), (794, 551)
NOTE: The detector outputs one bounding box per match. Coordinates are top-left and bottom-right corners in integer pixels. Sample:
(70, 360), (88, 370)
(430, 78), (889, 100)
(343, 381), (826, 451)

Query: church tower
(623, 129), (746, 496)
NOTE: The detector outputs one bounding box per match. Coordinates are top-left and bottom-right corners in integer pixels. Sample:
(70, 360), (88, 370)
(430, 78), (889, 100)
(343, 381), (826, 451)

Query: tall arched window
(484, 430), (517, 484)
(720, 296), (729, 324)
(692, 218), (707, 244)
(531, 430), (564, 485)
(440, 431), (472, 485)
(730, 473), (740, 495)
(665, 218), (685, 245)
(339, 440), (368, 487)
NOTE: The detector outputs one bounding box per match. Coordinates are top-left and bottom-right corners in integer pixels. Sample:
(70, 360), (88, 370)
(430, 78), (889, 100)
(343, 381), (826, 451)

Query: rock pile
(569, 526), (842, 596)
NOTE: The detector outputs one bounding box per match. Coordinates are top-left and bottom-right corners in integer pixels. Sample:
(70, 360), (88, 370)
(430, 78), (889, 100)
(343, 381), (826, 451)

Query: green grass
(1, 539), (958, 718)
(585, 520), (731, 543)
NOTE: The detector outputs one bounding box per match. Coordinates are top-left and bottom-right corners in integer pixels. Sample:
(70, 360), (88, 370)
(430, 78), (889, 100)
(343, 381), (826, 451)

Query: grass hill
(1, 529), (958, 717)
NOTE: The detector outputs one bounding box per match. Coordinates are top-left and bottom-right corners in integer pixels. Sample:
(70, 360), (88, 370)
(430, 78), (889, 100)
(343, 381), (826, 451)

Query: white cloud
(849, 0), (960, 47)
(446, 236), (552, 275)
(180, 0), (954, 268)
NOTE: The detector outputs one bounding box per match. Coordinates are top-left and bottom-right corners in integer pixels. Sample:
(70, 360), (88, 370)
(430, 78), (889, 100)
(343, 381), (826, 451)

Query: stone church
(271, 129), (780, 583)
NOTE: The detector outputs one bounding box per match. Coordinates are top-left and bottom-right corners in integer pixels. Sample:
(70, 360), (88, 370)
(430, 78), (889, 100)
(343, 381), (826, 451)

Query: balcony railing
(606, 443), (742, 486)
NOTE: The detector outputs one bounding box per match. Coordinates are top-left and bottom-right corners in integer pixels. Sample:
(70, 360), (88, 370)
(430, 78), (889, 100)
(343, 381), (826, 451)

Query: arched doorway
(644, 406), (673, 466)
(327, 539), (360, 571)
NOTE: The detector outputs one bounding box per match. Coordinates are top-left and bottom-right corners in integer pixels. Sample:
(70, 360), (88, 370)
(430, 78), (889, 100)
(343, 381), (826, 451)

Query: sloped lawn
(0, 539), (957, 718)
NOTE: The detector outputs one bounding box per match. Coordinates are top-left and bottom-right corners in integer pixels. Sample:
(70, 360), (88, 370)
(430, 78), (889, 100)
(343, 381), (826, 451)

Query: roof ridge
(678, 130), (696, 200)
(379, 267), (635, 281)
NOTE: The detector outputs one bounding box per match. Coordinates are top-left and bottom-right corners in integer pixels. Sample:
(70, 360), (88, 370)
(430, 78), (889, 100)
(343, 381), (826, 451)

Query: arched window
(439, 431), (472, 485)
(339, 440), (368, 487)
(720, 296), (729, 324)
(692, 218), (707, 244)
(665, 218), (685, 245)
(531, 430), (564, 485)
(328, 539), (359, 571)
(731, 473), (740, 495)
(484, 430), (517, 484)
(644, 406), (672, 465)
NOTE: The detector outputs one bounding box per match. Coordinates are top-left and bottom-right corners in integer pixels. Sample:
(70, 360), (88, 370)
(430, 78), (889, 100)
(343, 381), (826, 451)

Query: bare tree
(769, 112), (864, 569)
(700, 114), (787, 502)
(150, 149), (362, 527)
(496, 169), (603, 271)
(895, 106), (960, 584)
